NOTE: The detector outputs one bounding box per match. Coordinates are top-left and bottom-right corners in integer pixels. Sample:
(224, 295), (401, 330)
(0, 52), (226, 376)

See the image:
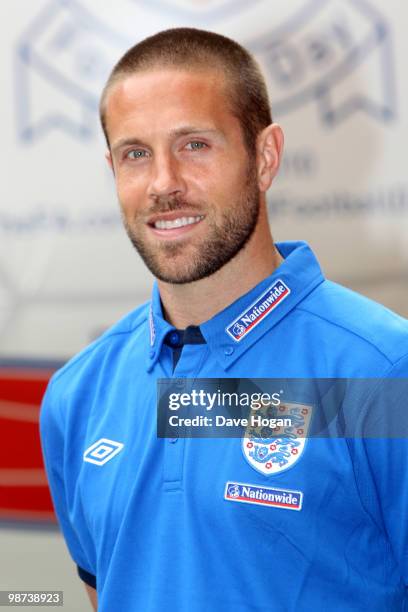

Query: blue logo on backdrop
(13, 0), (255, 142)
(130, 0), (259, 22)
(15, 0), (124, 142)
(249, 0), (396, 127)
(15, 0), (395, 143)
(226, 279), (290, 342)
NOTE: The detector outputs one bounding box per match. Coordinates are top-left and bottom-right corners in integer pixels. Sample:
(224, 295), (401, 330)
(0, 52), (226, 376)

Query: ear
(256, 123), (284, 193)
(105, 149), (115, 175)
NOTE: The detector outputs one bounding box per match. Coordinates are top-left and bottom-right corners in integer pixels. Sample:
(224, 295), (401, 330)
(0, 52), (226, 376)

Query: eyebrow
(111, 126), (223, 153)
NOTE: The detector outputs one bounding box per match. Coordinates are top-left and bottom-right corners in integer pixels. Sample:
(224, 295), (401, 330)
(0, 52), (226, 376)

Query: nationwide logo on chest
(225, 481), (303, 511)
(242, 401), (313, 476)
(226, 279), (290, 342)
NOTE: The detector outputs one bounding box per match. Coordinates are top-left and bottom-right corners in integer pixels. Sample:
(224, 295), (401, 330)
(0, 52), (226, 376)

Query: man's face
(105, 68), (261, 284)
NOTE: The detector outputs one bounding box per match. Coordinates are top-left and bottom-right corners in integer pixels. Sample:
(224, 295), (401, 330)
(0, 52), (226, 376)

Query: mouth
(147, 213), (205, 239)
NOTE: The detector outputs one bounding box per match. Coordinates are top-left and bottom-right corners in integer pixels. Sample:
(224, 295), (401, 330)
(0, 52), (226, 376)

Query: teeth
(154, 216), (203, 230)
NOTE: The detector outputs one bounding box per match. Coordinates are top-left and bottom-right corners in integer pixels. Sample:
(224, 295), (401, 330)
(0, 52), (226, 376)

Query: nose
(148, 151), (186, 200)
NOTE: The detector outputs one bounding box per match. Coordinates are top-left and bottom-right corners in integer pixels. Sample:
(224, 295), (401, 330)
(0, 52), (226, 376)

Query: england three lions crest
(242, 402), (313, 476)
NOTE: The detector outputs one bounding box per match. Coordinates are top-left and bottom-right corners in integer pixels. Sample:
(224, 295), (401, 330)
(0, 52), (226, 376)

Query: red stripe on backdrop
(0, 366), (58, 522)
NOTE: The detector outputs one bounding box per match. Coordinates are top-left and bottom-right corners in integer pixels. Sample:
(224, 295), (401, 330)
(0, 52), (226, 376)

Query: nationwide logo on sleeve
(224, 481), (303, 511)
(226, 279), (290, 342)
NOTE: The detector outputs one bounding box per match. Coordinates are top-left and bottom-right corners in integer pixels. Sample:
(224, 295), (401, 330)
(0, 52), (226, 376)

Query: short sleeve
(346, 354), (408, 586)
(77, 565), (96, 588)
(40, 378), (95, 576)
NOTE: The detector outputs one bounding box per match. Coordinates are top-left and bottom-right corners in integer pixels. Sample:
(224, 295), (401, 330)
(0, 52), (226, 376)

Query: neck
(157, 205), (283, 328)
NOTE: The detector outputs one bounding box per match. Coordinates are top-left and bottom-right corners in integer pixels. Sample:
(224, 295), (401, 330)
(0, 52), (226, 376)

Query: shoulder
(47, 300), (150, 398)
(297, 279), (408, 368)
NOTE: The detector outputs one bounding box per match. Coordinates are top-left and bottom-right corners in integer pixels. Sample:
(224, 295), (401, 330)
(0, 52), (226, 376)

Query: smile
(154, 216), (204, 230)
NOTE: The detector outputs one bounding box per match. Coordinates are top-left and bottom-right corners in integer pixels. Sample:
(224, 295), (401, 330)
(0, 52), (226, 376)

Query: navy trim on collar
(164, 326), (206, 348)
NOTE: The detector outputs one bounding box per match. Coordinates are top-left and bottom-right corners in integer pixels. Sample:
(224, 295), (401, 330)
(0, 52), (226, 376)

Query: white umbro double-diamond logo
(83, 438), (124, 466)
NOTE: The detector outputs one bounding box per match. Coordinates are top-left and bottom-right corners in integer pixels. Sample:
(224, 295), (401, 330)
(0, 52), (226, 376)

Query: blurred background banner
(0, 0), (407, 523)
(1, 0), (407, 363)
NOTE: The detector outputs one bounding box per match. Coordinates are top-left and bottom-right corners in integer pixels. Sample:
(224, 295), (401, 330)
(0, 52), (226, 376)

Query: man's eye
(126, 150), (148, 159)
(186, 141), (207, 151)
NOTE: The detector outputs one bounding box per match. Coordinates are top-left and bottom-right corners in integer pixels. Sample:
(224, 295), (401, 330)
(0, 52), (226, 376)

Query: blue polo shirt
(40, 241), (408, 611)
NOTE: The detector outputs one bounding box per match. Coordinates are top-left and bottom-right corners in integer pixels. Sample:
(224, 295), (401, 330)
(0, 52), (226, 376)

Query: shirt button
(149, 349), (155, 358)
(224, 346), (234, 356)
(169, 331), (180, 346)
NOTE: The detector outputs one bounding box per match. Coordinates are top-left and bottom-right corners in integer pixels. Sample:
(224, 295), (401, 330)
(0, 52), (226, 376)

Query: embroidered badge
(225, 481), (303, 511)
(242, 402), (312, 475)
(226, 279), (290, 342)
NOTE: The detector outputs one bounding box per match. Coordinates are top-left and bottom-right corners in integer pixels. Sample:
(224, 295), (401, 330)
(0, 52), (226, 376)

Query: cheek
(116, 175), (145, 211)
(206, 160), (249, 201)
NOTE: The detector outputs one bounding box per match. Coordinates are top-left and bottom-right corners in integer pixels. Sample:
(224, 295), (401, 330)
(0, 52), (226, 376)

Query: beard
(122, 160), (260, 284)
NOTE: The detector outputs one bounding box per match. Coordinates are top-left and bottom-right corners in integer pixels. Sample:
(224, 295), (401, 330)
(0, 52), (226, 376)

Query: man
(40, 28), (408, 611)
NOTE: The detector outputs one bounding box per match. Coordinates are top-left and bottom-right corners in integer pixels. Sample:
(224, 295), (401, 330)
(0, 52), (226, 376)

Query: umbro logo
(83, 438), (124, 466)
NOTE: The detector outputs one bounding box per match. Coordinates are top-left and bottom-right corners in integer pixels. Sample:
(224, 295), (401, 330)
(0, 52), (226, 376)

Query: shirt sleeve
(346, 354), (408, 586)
(40, 377), (95, 577)
(77, 565), (97, 588)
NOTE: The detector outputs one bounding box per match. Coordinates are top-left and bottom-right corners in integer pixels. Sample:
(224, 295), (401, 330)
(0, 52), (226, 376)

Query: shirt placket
(162, 344), (207, 491)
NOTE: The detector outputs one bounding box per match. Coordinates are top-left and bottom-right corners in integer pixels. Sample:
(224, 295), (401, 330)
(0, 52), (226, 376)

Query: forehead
(104, 68), (239, 143)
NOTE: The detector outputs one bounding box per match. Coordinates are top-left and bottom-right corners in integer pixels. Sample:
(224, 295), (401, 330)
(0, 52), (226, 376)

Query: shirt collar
(146, 241), (324, 372)
(146, 282), (174, 372)
(200, 241), (324, 369)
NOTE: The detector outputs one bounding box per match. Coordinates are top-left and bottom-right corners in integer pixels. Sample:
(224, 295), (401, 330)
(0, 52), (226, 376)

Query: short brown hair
(99, 27), (272, 154)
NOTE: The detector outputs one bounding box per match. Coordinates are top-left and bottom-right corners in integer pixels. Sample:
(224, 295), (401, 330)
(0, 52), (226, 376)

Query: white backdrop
(1, 0), (407, 361)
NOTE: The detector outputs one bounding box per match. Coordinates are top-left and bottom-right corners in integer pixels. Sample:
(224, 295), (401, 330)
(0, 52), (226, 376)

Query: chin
(154, 270), (195, 285)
